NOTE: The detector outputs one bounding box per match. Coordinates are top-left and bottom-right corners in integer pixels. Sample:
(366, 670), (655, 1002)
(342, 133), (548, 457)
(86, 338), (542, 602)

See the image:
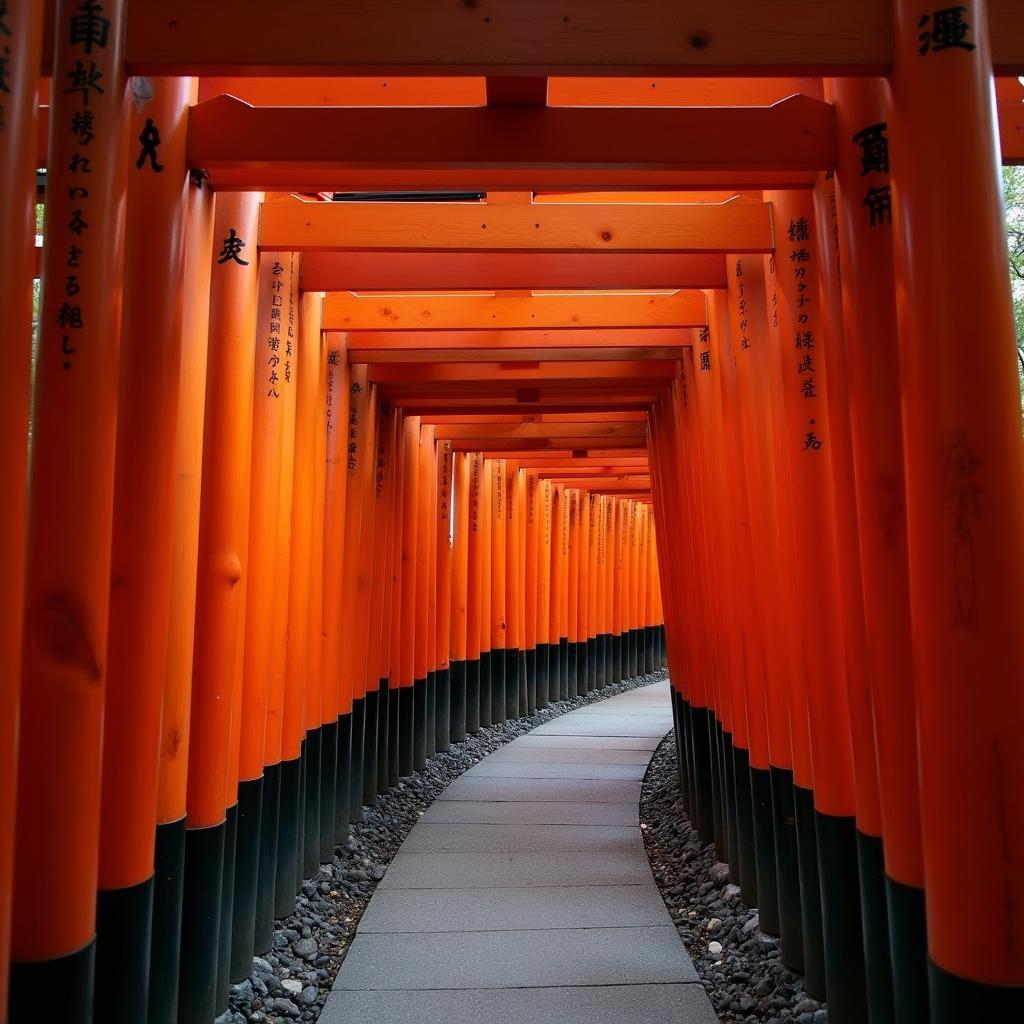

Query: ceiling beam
(322, 291), (706, 331)
(343, 328), (693, 350)
(193, 95), (835, 191)
(368, 359), (678, 383)
(261, 198), (773, 254)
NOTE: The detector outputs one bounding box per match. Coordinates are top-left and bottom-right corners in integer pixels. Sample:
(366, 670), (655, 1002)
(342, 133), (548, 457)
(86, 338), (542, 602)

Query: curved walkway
(321, 681), (719, 1024)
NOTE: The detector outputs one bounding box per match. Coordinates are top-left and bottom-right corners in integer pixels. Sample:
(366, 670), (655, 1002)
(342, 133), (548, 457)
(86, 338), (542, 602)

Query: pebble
(640, 730), (829, 1023)
(219, 672), (665, 1023)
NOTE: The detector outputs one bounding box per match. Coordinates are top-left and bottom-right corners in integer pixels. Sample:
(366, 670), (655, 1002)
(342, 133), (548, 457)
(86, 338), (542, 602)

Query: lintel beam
(324, 292), (706, 331)
(368, 359), (678, 383)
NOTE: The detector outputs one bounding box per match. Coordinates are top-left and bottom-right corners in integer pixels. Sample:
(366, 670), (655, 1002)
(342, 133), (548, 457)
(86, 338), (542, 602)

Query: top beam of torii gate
(44, 0), (1024, 75)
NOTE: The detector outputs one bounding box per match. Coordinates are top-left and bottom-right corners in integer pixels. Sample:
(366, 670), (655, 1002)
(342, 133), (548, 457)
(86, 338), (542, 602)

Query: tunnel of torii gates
(2, 2), (1024, 1024)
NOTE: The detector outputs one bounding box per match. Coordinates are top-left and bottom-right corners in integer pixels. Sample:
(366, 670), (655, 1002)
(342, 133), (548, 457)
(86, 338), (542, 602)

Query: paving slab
(378, 848), (652, 889)
(484, 744), (654, 764)
(511, 733), (663, 750)
(437, 776), (642, 803)
(531, 720), (671, 738)
(420, 799), (639, 825)
(336, 926), (698, 990)
(320, 984), (720, 1024)
(359, 883), (670, 932)
(400, 822), (644, 853)
(463, 759), (648, 780)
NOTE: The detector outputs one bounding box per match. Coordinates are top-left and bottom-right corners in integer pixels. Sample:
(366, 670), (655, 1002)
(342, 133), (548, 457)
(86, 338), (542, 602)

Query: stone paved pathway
(320, 681), (719, 1024)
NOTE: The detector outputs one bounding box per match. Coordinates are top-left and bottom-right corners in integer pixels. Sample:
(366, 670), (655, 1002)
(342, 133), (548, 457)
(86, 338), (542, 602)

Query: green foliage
(1005, 166), (1024, 394)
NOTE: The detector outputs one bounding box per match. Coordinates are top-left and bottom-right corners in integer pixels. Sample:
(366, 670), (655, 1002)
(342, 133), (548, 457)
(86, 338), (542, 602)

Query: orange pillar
(478, 458), (493, 727)
(450, 451), (471, 739)
(95, 75), (194, 1022)
(577, 490), (592, 692)
(177, 191), (261, 1024)
(549, 485), (565, 699)
(566, 490), (581, 697)
(384, 412), (407, 784)
(524, 470), (540, 711)
(278, 289), (322, 915)
(11, 0), (128, 1013)
(505, 462), (523, 718)
(397, 414), (421, 774)
(0, 1), (43, 1011)
(490, 458), (508, 722)
(888, 2), (1024, 1014)
(413, 423), (434, 764)
(537, 479), (554, 706)
(435, 441), (454, 749)
(150, 153), (215, 1024)
(464, 452), (484, 731)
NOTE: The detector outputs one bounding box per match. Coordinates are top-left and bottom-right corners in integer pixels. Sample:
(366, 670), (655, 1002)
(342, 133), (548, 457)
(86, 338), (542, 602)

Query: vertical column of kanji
(478, 459), (493, 728)
(569, 489), (584, 696)
(397, 414), (420, 776)
(0, 1), (42, 1012)
(230, 251), (288, 980)
(350, 380), (380, 807)
(413, 423), (434, 765)
(506, 464), (524, 718)
(385, 415), (407, 786)
(256, 253), (299, 952)
(335, 364), (365, 824)
(828, 78), (928, 1024)
(450, 451), (470, 740)
(370, 405), (399, 796)
(726, 254), (789, 933)
(489, 458), (507, 722)
(888, 3), (1024, 1017)
(764, 189), (859, 1003)
(524, 470), (539, 712)
(10, 1), (127, 1017)
(464, 452), (483, 732)
(277, 290), (321, 916)
(320, 332), (350, 854)
(94, 75), (193, 1024)
(434, 440), (454, 751)
(302, 330), (329, 876)
(709, 288), (759, 895)
(813, 168), (884, 1022)
(175, 192), (260, 1024)
(150, 130), (214, 1024)
(537, 479), (554, 707)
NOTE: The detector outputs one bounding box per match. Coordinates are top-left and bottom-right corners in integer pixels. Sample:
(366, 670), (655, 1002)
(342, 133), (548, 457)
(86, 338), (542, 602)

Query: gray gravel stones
(640, 731), (828, 1024)
(227, 671), (667, 1023)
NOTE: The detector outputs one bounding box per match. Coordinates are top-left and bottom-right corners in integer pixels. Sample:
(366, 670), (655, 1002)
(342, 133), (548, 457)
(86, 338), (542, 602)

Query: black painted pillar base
(94, 875), (154, 1023)
(928, 962), (1024, 1023)
(149, 816), (186, 1024)
(588, 638), (598, 691)
(536, 644), (550, 709)
(558, 636), (569, 699)
(887, 876), (930, 1024)
(816, 812), (869, 1023)
(565, 641), (576, 698)
(709, 718), (726, 862)
(303, 728), (321, 878)
(769, 766), (804, 969)
(577, 641), (589, 695)
(595, 634), (607, 688)
(491, 651), (506, 724)
(275, 755), (302, 919)
(333, 714), (350, 848)
(349, 698), (365, 821)
(177, 821), (225, 1024)
(319, 718), (339, 860)
(450, 660), (468, 742)
(413, 676), (428, 768)
(479, 651), (492, 728)
(749, 764), (779, 935)
(435, 666), (451, 752)
(516, 649), (528, 717)
(525, 648), (537, 714)
(9, 941), (95, 1024)
(376, 678), (390, 796)
(216, 804), (238, 1014)
(793, 785), (826, 1000)
(363, 685), (379, 807)
(551, 641), (563, 701)
(466, 657), (481, 733)
(398, 685), (415, 777)
(254, 762), (281, 954)
(722, 728), (739, 876)
(230, 776), (263, 982)
(856, 830), (895, 1024)
(614, 632), (624, 682)
(670, 689), (688, 809)
(689, 705), (715, 844)
(731, 746), (758, 907)
(505, 647), (521, 720)
(629, 628), (639, 678)
(425, 671), (436, 758)
(388, 685), (401, 787)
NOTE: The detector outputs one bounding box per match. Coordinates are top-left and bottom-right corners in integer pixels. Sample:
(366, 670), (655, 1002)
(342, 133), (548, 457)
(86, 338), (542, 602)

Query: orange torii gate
(3, 3), (1024, 1023)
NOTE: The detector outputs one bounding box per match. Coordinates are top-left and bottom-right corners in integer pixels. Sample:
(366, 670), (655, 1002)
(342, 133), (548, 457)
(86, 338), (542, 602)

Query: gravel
(222, 669), (668, 1024)
(640, 730), (828, 1024)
